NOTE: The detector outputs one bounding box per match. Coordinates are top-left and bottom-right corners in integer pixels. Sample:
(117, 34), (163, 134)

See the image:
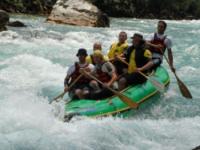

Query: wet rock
(193, 145), (200, 150)
(7, 21), (27, 27)
(47, 0), (109, 27)
(0, 9), (9, 31)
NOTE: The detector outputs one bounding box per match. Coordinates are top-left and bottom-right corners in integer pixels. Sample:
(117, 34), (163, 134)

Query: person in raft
(86, 42), (108, 65)
(118, 33), (153, 90)
(88, 50), (118, 99)
(64, 48), (94, 99)
(107, 31), (129, 75)
(145, 20), (175, 71)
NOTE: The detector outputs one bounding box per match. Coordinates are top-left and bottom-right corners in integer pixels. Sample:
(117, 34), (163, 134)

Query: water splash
(0, 15), (200, 150)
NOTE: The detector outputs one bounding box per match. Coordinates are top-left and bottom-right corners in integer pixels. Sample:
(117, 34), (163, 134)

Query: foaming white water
(0, 54), (69, 149)
(0, 54), (64, 92)
(1, 115), (200, 150)
(0, 15), (200, 150)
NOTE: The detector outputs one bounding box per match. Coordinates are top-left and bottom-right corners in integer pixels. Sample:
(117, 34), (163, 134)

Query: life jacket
(70, 62), (90, 84)
(126, 46), (151, 74)
(107, 41), (128, 59)
(87, 54), (109, 65)
(90, 55), (95, 65)
(150, 33), (167, 54)
(96, 62), (111, 83)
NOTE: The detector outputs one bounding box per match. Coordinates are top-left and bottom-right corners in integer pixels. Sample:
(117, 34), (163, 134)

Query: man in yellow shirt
(118, 33), (153, 90)
(107, 31), (128, 75)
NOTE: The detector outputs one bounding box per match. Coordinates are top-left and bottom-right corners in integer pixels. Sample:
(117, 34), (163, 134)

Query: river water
(0, 15), (200, 150)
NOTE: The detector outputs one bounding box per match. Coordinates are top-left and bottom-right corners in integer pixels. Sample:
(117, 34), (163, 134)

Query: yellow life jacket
(107, 41), (128, 59)
(128, 50), (136, 74)
(86, 54), (108, 65)
(128, 49), (152, 74)
(86, 55), (93, 64)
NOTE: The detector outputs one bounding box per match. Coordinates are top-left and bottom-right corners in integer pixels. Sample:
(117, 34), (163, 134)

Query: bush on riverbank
(90, 0), (200, 19)
(0, 0), (200, 19)
(0, 0), (57, 14)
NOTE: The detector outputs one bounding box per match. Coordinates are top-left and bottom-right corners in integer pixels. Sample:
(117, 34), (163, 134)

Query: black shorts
(153, 57), (162, 66)
(69, 83), (91, 99)
(124, 72), (146, 86)
(88, 88), (113, 100)
(112, 60), (127, 75)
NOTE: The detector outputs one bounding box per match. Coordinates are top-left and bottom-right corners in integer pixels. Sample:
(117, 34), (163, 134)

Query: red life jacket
(96, 63), (111, 83)
(70, 62), (90, 84)
(150, 33), (167, 54)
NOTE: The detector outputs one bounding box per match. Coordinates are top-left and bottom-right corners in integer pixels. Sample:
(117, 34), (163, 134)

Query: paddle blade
(117, 92), (138, 109)
(175, 74), (192, 99)
(148, 76), (165, 93)
(164, 54), (192, 99)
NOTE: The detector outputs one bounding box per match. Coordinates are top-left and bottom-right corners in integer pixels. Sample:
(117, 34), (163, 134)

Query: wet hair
(133, 33), (143, 39)
(132, 33), (145, 48)
(119, 31), (127, 37)
(93, 42), (102, 50)
(158, 20), (167, 30)
(120, 31), (127, 34)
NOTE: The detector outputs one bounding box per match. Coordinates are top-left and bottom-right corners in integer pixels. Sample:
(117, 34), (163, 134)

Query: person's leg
(151, 56), (162, 70)
(118, 77), (127, 91)
(89, 80), (101, 93)
(74, 89), (84, 99)
(126, 72), (146, 85)
(113, 60), (127, 75)
(89, 88), (113, 99)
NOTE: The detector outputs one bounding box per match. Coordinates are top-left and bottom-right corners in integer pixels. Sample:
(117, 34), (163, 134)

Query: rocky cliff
(47, 0), (109, 27)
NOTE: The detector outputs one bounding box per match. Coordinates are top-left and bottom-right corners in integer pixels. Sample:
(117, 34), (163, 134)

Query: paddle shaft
(116, 55), (165, 92)
(83, 71), (138, 108)
(116, 56), (149, 79)
(163, 54), (192, 99)
(51, 74), (83, 103)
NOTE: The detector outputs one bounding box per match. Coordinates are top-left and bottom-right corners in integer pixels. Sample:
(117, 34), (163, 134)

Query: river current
(0, 15), (200, 150)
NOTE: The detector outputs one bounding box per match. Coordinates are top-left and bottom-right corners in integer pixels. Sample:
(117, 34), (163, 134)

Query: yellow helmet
(93, 50), (103, 58)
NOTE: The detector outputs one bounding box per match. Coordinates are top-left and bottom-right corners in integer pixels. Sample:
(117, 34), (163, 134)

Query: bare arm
(64, 75), (70, 92)
(167, 48), (175, 72)
(107, 71), (117, 87)
(105, 62), (118, 87)
(138, 61), (154, 72)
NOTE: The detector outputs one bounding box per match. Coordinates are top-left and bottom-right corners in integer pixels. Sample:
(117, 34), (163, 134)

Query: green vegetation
(146, 0), (200, 18)
(92, 0), (200, 19)
(0, 0), (200, 19)
(0, 0), (56, 14)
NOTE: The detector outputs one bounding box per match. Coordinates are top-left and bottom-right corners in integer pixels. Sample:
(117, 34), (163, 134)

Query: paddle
(116, 56), (165, 92)
(50, 74), (83, 104)
(82, 70), (138, 109)
(163, 54), (192, 99)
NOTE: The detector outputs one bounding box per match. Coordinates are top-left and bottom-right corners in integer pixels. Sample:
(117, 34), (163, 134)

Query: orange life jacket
(96, 63), (111, 83)
(150, 33), (167, 54)
(70, 62), (90, 84)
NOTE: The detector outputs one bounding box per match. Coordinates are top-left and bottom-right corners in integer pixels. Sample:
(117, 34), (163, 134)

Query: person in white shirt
(146, 20), (175, 72)
(64, 48), (94, 99)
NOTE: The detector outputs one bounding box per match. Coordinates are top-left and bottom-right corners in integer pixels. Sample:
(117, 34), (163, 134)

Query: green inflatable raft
(64, 66), (170, 121)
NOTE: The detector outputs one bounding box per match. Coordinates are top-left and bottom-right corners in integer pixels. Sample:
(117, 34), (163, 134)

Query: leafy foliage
(0, 0), (200, 18)
(0, 0), (57, 14)
(92, 0), (200, 19)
